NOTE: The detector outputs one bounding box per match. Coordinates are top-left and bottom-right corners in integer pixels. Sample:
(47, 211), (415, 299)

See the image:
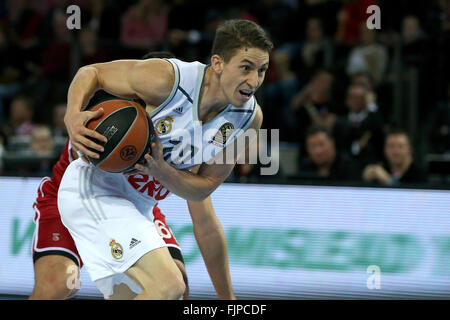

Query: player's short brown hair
(211, 19), (273, 62)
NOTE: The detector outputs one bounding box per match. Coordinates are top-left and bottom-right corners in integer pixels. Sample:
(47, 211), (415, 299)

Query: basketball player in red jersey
(29, 54), (235, 300)
(62, 19), (271, 299)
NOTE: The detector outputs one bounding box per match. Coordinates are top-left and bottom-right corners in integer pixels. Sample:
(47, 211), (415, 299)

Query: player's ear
(211, 54), (224, 75)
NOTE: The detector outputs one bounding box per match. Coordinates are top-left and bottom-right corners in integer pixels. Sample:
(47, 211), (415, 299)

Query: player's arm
(64, 59), (174, 158)
(136, 106), (263, 201)
(187, 197), (236, 300)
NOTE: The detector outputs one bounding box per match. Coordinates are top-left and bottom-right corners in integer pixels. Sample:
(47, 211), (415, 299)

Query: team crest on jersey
(155, 116), (174, 135)
(210, 122), (234, 147)
(109, 239), (123, 259)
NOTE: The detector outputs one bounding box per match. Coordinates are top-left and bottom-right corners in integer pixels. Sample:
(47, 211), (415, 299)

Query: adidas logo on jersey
(129, 238), (141, 249)
(174, 106), (184, 114)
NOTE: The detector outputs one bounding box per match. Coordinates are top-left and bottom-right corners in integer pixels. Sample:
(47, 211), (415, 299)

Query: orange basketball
(85, 99), (154, 173)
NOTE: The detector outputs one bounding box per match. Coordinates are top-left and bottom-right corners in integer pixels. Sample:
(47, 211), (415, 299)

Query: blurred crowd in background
(0, 0), (449, 188)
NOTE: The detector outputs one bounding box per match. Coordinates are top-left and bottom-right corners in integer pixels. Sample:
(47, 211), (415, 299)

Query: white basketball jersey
(125, 58), (258, 203)
(56, 59), (260, 285)
(150, 58), (258, 169)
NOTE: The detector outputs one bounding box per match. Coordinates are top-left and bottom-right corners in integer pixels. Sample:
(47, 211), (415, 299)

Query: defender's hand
(65, 108), (108, 159)
(134, 131), (166, 175)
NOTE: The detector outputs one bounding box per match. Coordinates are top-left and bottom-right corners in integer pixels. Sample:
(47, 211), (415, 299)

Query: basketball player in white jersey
(31, 53), (192, 300)
(60, 19), (273, 299)
(29, 52), (234, 300)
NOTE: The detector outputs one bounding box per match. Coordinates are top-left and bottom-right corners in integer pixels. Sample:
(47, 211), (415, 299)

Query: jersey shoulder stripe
(150, 59), (181, 118)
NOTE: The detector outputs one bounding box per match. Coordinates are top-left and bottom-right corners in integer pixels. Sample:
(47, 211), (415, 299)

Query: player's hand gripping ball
(85, 99), (155, 173)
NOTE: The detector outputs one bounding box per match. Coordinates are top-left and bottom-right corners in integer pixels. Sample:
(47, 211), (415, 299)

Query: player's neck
(197, 66), (229, 122)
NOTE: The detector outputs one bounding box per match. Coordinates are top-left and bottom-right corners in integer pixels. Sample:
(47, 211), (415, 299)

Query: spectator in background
(429, 82), (450, 154)
(333, 83), (384, 166)
(29, 124), (54, 157)
(335, 0), (378, 46)
(120, 0), (169, 51)
(347, 23), (388, 86)
(167, 6), (224, 63)
(401, 15), (427, 51)
(38, 5), (72, 81)
(246, 0), (297, 47)
(39, 0), (72, 42)
(6, 0), (43, 51)
(79, 27), (109, 65)
(82, 0), (121, 42)
(29, 6), (72, 123)
(296, 0), (339, 39)
(32, 0), (56, 17)
(52, 102), (68, 145)
(298, 125), (361, 182)
(349, 68), (394, 127)
(262, 49), (298, 141)
(195, 9), (225, 63)
(437, 0), (450, 102)
(0, 25), (25, 123)
(362, 129), (427, 185)
(291, 69), (339, 143)
(400, 15), (438, 117)
(0, 95), (35, 138)
(292, 17), (335, 83)
(6, 124), (56, 176)
(167, 0), (205, 61)
(349, 71), (380, 113)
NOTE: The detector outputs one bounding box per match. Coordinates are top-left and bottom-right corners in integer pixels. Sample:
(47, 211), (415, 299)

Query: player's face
(219, 47), (269, 107)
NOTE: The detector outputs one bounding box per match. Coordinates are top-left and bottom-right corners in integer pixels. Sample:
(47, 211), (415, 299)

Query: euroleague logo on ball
(120, 145), (137, 161)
